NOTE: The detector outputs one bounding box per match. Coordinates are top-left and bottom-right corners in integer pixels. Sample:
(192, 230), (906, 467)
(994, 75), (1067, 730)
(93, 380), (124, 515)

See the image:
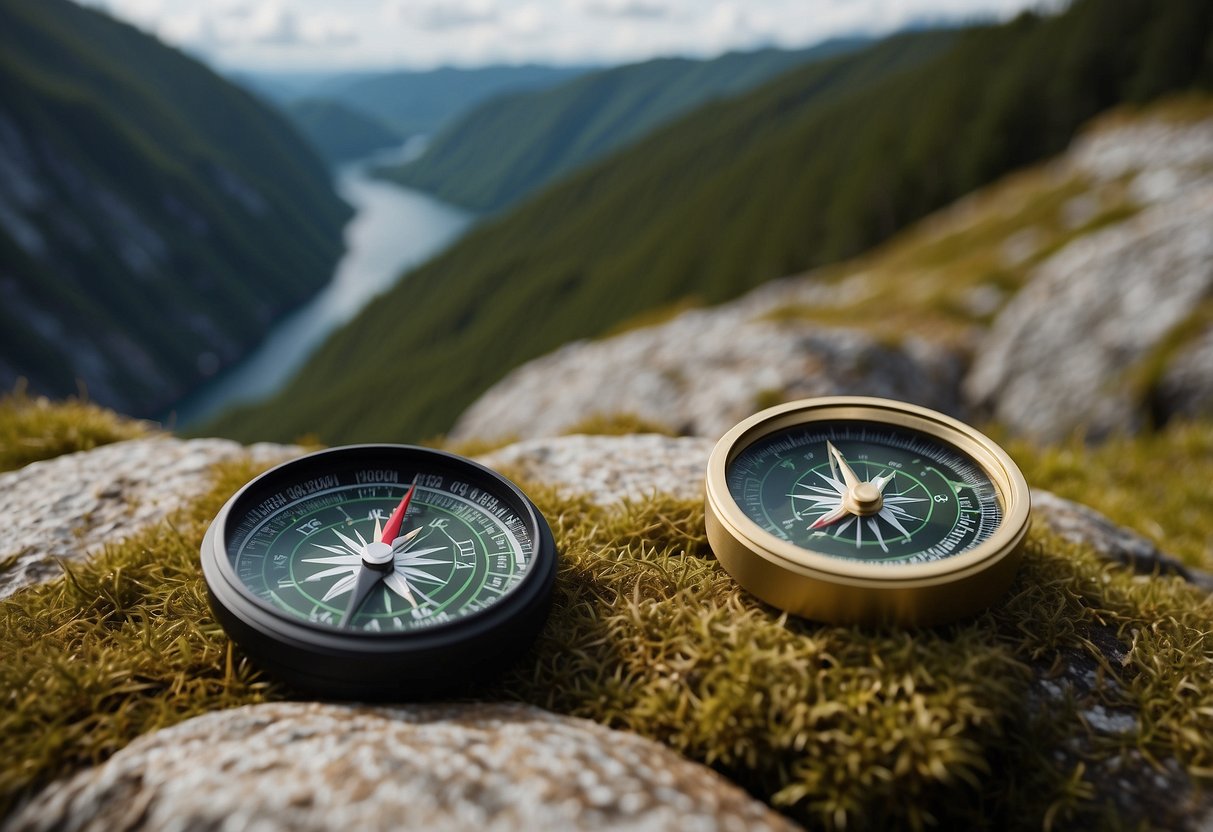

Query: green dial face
(225, 473), (534, 633)
(726, 421), (1002, 564)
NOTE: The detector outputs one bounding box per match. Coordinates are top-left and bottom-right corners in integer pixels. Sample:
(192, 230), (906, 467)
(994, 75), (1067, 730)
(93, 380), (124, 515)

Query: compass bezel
(704, 397), (1031, 625)
(200, 444), (558, 698)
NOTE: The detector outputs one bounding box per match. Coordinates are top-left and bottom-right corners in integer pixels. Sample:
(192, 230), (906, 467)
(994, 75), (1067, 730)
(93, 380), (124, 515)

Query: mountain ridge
(379, 38), (871, 213)
(209, 0), (1213, 445)
(0, 0), (351, 416)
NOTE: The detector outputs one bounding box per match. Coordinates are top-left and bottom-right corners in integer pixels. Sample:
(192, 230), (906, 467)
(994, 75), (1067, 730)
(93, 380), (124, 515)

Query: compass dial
(201, 445), (557, 698)
(705, 397), (1031, 626)
(727, 423), (1002, 564)
(230, 478), (533, 633)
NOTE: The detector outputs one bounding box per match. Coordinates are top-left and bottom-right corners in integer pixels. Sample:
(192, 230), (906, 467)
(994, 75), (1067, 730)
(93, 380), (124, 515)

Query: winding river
(171, 142), (472, 428)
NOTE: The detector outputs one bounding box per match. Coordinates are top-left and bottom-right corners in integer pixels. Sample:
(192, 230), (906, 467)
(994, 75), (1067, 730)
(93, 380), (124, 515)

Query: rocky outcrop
(1156, 326), (1213, 423)
(479, 434), (714, 505)
(4, 702), (799, 832)
(452, 307), (965, 443)
(451, 112), (1213, 447)
(1030, 489), (1213, 590)
(0, 437), (300, 599)
(964, 115), (1213, 441)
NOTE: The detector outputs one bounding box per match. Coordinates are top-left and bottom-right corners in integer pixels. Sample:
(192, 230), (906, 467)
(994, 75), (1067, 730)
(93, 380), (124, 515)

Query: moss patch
(0, 385), (150, 473)
(0, 458), (277, 812)
(1004, 422), (1213, 571)
(3, 447), (1212, 829)
(562, 412), (679, 437)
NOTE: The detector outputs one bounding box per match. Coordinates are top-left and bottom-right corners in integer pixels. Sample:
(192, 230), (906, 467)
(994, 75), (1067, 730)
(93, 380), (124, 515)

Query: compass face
(727, 421), (1002, 564)
(226, 475), (534, 633)
(201, 444), (557, 697)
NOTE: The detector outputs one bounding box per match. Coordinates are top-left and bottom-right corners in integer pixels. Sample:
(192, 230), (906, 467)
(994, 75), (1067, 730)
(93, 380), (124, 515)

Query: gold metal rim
(705, 396), (1031, 594)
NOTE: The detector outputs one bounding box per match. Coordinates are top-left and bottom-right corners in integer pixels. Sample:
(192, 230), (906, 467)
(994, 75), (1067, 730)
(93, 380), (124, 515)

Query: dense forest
(212, 0), (1213, 445)
(308, 65), (591, 137)
(0, 0), (350, 416)
(284, 98), (402, 165)
(380, 38), (870, 213)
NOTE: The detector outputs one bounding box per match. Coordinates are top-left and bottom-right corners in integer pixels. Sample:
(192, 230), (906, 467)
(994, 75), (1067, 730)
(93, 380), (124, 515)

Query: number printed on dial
(228, 476), (534, 633)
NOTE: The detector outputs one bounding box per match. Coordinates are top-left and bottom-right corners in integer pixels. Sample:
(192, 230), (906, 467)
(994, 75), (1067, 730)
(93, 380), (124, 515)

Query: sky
(80, 0), (1050, 73)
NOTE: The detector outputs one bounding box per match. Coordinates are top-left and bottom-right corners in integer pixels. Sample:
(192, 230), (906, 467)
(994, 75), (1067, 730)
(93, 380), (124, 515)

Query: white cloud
(583, 0), (672, 20)
(391, 0), (500, 32)
(80, 0), (1047, 71)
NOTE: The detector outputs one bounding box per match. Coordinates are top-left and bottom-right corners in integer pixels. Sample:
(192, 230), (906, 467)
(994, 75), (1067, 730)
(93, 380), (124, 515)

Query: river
(170, 141), (472, 428)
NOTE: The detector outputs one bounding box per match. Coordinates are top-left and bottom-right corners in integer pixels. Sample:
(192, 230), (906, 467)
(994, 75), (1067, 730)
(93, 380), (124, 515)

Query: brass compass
(705, 397), (1031, 625)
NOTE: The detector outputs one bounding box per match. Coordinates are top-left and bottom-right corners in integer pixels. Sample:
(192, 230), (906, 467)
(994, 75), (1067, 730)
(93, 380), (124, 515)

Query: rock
(482, 435), (1213, 592)
(479, 434), (715, 505)
(0, 437), (301, 599)
(965, 115), (1213, 441)
(4, 702), (800, 832)
(1155, 326), (1213, 424)
(452, 306), (965, 443)
(1031, 489), (1213, 591)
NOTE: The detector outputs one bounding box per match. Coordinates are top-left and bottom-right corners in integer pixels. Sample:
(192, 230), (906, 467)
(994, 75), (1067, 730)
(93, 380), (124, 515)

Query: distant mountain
(379, 39), (871, 213)
(0, 0), (351, 417)
(210, 0), (1213, 446)
(317, 65), (593, 137)
(285, 98), (403, 164)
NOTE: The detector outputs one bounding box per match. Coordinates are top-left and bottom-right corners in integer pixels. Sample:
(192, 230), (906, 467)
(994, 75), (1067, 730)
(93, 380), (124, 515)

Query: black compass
(200, 445), (557, 699)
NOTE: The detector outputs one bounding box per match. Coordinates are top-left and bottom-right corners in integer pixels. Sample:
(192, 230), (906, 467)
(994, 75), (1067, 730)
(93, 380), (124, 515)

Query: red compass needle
(382, 475), (419, 543)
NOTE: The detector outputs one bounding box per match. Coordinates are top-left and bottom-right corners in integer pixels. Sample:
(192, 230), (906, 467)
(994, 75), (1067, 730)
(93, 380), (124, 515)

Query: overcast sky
(81, 0), (1050, 73)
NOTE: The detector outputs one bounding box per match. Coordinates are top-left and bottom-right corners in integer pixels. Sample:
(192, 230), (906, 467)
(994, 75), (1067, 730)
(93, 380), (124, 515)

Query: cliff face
(0, 0), (351, 417)
(451, 101), (1213, 446)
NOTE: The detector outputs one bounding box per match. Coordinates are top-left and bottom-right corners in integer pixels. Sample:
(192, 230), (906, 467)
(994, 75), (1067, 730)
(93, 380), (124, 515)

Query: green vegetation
(217, 0), (1213, 447)
(4, 402), (1213, 828)
(1007, 422), (1213, 570)
(560, 412), (678, 437)
(381, 39), (870, 213)
(285, 98), (402, 164)
(0, 0), (350, 417)
(0, 384), (149, 473)
(318, 65), (590, 136)
(0, 456), (278, 815)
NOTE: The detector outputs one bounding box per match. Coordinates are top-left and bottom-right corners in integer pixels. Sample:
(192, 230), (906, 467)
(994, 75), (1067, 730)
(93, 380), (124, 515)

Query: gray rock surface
(482, 436), (1213, 591)
(1030, 489), (1213, 590)
(479, 434), (714, 505)
(452, 308), (964, 443)
(1156, 326), (1213, 424)
(965, 115), (1213, 441)
(4, 702), (800, 832)
(0, 437), (300, 599)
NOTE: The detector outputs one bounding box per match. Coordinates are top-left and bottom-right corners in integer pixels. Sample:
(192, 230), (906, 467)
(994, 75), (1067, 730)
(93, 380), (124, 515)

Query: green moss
(561, 412), (678, 437)
(753, 388), (790, 412)
(0, 457), (278, 812)
(600, 297), (703, 339)
(4, 453), (1212, 829)
(1004, 421), (1213, 570)
(0, 384), (150, 473)
(3, 399), (1211, 827)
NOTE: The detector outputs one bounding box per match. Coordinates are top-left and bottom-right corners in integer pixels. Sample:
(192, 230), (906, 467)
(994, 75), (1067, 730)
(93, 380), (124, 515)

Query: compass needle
(706, 397), (1030, 626)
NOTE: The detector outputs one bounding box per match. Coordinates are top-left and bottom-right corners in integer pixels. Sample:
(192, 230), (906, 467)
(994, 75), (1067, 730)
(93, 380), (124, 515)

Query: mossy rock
(2, 412), (1212, 830)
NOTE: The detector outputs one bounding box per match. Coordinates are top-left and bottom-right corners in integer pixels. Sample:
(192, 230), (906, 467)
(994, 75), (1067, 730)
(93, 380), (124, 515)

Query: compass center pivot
(362, 540), (394, 568)
(846, 482), (883, 516)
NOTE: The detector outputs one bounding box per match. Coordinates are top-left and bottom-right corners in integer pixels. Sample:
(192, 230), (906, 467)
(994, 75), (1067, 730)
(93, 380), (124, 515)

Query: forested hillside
(284, 98), (403, 164)
(0, 0), (350, 417)
(214, 0), (1213, 445)
(315, 65), (591, 136)
(380, 39), (869, 213)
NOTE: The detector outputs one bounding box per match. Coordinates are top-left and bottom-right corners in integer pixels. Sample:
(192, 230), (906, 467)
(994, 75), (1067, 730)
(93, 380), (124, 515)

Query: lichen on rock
(5, 702), (798, 832)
